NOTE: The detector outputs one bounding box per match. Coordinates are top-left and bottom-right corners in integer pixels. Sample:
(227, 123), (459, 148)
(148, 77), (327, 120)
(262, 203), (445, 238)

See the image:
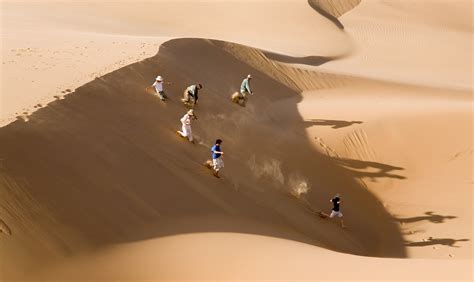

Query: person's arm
(246, 80), (253, 95)
(190, 86), (196, 97)
(212, 150), (224, 155)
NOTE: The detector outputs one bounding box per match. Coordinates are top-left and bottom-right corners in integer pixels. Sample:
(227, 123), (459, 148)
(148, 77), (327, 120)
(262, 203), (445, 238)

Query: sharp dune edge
(1, 0), (472, 281)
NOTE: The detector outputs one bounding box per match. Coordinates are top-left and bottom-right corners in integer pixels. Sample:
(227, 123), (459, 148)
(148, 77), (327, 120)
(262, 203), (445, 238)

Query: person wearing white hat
(232, 74), (254, 106)
(177, 109), (197, 143)
(150, 75), (171, 101)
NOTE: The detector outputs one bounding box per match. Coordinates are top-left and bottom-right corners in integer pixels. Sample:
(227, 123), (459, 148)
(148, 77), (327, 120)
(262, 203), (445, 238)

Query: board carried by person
(231, 74), (254, 107)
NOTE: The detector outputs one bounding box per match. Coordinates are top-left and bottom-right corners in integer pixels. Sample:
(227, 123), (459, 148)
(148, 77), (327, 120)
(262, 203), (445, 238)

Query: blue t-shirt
(211, 145), (222, 159)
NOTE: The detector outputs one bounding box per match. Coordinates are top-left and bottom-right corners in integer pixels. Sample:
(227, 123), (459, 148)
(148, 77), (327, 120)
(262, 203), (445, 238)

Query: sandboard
(203, 160), (222, 178)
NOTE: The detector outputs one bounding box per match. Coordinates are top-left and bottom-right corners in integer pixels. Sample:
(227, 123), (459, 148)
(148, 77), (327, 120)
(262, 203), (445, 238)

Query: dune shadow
(304, 119), (363, 129)
(396, 211), (457, 224)
(307, 0), (345, 29)
(0, 38), (406, 273)
(405, 237), (469, 248)
(262, 51), (337, 67)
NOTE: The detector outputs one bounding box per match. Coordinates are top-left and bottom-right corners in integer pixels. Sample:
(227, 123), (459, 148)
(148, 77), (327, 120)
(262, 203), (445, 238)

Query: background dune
(1, 0), (472, 281)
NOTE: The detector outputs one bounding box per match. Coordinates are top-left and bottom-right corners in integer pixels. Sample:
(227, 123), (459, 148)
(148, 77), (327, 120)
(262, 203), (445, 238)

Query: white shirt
(153, 81), (163, 92)
(180, 114), (192, 125)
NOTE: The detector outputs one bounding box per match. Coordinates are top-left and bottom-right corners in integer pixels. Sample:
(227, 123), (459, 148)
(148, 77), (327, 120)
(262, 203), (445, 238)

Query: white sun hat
(156, 76), (163, 81)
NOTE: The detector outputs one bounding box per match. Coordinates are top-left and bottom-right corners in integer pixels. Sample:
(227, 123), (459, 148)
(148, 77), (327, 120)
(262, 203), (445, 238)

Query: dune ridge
(0, 38), (407, 279)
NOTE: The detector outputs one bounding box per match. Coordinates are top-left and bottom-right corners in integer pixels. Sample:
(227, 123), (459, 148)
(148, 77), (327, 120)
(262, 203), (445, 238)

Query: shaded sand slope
(308, 0), (361, 28)
(32, 233), (473, 281)
(0, 39), (405, 278)
(309, 0), (361, 18)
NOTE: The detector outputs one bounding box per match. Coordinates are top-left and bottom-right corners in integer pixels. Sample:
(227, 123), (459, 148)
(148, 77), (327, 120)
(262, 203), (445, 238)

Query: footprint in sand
(17, 112), (29, 122)
(53, 95), (64, 100)
(0, 219), (11, 235)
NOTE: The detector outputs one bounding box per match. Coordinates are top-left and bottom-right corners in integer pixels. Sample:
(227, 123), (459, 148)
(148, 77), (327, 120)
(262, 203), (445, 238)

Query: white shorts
(330, 210), (343, 218)
(180, 124), (193, 141)
(212, 157), (224, 171)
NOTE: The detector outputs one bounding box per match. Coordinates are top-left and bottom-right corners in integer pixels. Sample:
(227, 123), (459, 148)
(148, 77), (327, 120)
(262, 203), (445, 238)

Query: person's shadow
(304, 119), (363, 129)
(334, 158), (406, 181)
(405, 237), (469, 248)
(397, 211), (457, 224)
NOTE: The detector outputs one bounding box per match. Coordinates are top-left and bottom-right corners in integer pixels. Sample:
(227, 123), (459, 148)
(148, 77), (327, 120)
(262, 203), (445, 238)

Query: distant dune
(308, 0), (361, 28)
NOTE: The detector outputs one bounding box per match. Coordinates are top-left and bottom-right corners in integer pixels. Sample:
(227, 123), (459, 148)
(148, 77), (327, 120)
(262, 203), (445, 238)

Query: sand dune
(31, 233), (473, 281)
(1, 38), (407, 278)
(1, 0), (472, 281)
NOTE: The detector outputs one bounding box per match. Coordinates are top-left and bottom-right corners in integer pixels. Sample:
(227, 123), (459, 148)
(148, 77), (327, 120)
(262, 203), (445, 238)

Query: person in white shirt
(151, 75), (171, 101)
(177, 109), (197, 143)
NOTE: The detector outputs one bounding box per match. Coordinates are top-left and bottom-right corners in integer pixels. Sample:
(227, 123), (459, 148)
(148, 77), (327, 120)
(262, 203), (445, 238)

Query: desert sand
(0, 0), (472, 281)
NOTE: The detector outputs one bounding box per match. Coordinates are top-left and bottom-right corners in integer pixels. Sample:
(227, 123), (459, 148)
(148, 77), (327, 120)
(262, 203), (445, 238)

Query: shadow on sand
(397, 211), (457, 224)
(307, 0), (345, 29)
(405, 237), (469, 248)
(304, 119), (363, 129)
(262, 51), (339, 67)
(334, 158), (406, 181)
(0, 39), (406, 272)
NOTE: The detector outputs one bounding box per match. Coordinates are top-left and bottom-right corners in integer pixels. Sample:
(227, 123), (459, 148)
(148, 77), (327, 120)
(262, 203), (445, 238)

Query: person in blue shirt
(211, 139), (224, 178)
(232, 74), (253, 106)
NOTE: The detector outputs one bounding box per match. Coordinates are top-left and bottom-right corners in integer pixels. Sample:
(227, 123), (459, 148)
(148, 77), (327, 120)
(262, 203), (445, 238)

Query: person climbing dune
(177, 109), (197, 143)
(232, 74), (254, 106)
(182, 83), (203, 106)
(148, 75), (171, 101)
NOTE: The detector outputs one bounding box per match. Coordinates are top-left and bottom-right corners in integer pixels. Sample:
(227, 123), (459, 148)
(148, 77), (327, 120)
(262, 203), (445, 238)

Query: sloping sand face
(1, 0), (472, 280)
(0, 38), (405, 279)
